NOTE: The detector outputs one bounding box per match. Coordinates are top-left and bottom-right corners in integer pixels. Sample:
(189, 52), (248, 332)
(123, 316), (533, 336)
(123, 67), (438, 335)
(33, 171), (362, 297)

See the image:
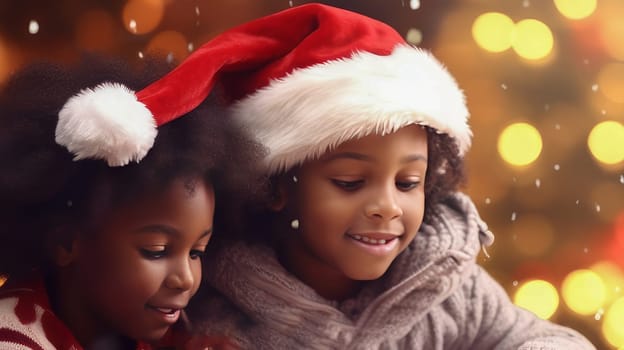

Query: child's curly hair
(0, 54), (265, 280)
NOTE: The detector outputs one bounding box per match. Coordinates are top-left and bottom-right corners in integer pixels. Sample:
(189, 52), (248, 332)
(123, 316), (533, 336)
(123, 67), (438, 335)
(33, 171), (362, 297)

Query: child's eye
(190, 249), (206, 260)
(140, 247), (166, 259)
(396, 180), (420, 191)
(331, 179), (364, 191)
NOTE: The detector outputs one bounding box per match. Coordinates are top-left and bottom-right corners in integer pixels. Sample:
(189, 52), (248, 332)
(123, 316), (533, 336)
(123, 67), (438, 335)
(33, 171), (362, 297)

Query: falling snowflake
(195, 6), (200, 16)
(595, 203), (601, 212)
(128, 20), (137, 33)
(619, 174), (623, 184)
(187, 42), (194, 52)
(583, 247), (589, 253)
(535, 179), (541, 188)
(594, 308), (604, 321)
(554, 164), (560, 171)
(28, 20), (39, 34)
(511, 212), (517, 221)
(485, 197), (492, 205)
(591, 84), (599, 92)
(501, 83), (508, 90)
(583, 59), (589, 65)
(289, 0), (294, 7)
(601, 109), (607, 115)
(406, 28), (422, 45)
(554, 123), (561, 130)
(138, 51), (144, 59)
(575, 199), (580, 205)
(522, 0), (530, 7)
(410, 0), (421, 10)
(512, 280), (519, 287)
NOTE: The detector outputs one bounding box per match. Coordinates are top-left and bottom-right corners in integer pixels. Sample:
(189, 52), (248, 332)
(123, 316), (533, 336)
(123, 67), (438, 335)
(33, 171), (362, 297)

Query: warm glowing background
(0, 0), (622, 348)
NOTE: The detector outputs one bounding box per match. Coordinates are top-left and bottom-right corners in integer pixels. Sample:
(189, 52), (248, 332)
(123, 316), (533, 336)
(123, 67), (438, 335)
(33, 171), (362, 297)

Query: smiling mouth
(146, 305), (182, 316)
(346, 233), (401, 245)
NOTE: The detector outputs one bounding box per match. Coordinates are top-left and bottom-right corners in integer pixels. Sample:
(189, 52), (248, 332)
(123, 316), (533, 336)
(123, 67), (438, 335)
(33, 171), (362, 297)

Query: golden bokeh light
(498, 122), (543, 166)
(472, 12), (514, 53)
(590, 261), (624, 305)
(511, 19), (554, 60)
(597, 63), (624, 104)
(602, 296), (624, 348)
(122, 0), (165, 35)
(562, 269), (607, 315)
(598, 0), (624, 61)
(0, 36), (10, 85)
(146, 30), (189, 62)
(0, 274), (6, 288)
(587, 120), (624, 165)
(514, 279), (559, 319)
(553, 0), (597, 20)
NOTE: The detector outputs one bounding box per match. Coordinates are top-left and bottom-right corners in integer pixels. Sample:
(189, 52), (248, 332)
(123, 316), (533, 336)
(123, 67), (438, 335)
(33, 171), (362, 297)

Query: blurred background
(0, 0), (622, 348)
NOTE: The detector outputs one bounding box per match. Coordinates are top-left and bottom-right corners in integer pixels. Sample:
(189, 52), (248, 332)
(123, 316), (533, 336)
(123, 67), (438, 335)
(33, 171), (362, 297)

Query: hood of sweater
(199, 192), (494, 347)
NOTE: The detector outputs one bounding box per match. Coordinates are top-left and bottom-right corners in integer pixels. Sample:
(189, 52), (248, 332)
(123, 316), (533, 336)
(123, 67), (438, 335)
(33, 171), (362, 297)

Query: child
(81, 4), (593, 349)
(0, 54), (262, 349)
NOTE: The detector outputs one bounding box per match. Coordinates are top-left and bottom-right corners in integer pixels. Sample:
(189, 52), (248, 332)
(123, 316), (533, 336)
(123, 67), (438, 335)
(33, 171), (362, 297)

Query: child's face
(283, 125), (427, 283)
(68, 178), (214, 344)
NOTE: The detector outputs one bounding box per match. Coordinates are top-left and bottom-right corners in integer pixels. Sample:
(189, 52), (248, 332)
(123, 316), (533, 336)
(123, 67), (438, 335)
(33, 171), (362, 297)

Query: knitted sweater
(0, 277), (154, 350)
(190, 192), (595, 350)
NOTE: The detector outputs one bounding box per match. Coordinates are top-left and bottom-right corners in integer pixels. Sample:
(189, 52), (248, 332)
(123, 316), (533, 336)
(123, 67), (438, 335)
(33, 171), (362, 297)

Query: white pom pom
(56, 82), (156, 167)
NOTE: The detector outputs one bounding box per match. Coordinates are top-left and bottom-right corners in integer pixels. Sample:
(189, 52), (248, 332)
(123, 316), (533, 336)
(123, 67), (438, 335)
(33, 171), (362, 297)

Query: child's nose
(364, 184), (403, 220)
(165, 257), (195, 291)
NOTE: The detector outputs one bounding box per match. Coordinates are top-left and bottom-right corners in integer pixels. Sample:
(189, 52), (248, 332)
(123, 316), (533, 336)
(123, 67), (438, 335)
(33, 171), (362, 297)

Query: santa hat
(56, 3), (470, 170)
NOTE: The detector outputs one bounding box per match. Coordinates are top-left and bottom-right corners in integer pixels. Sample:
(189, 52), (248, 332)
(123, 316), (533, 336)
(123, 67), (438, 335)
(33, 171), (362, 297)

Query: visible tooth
(379, 239), (386, 244)
(353, 234), (362, 240)
(369, 239), (378, 244)
(362, 237), (369, 242)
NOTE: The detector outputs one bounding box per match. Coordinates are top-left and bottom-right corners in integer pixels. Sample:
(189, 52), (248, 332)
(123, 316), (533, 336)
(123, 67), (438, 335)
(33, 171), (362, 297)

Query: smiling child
(0, 54), (261, 349)
(61, 3), (595, 349)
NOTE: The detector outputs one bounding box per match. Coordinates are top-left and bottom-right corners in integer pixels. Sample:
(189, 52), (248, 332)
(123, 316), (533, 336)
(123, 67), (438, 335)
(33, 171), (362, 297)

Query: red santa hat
(56, 3), (470, 170)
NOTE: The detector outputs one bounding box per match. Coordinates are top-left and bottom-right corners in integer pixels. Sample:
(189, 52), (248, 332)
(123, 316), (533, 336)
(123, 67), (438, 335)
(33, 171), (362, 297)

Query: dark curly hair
(0, 54), (265, 280)
(228, 125), (466, 246)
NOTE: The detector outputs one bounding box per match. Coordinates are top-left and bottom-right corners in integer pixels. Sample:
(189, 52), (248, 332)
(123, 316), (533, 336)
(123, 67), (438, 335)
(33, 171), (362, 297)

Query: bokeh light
(562, 269), (607, 315)
(498, 122), (543, 166)
(587, 120), (624, 165)
(602, 296), (624, 348)
(590, 261), (624, 305)
(122, 0), (165, 35)
(597, 1), (624, 61)
(511, 19), (554, 60)
(0, 274), (6, 288)
(553, 0), (597, 20)
(0, 36), (10, 84)
(472, 12), (514, 53)
(514, 279), (559, 319)
(597, 63), (624, 104)
(146, 30), (189, 62)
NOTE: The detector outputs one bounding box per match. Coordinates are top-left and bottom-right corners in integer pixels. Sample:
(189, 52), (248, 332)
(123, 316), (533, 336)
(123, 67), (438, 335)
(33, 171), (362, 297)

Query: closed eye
(396, 180), (420, 191)
(331, 179), (364, 191)
(190, 248), (206, 260)
(140, 247), (166, 260)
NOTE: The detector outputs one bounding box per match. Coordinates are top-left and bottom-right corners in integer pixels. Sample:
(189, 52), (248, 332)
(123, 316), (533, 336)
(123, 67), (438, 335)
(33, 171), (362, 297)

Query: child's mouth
(146, 305), (182, 323)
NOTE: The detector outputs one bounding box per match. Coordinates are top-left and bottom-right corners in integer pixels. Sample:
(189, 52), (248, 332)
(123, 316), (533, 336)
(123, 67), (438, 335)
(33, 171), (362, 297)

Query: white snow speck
(554, 164), (560, 171)
(128, 20), (137, 33)
(28, 20), (39, 34)
(511, 212), (517, 221)
(410, 0), (421, 10)
(535, 179), (541, 188)
(592, 84), (599, 92)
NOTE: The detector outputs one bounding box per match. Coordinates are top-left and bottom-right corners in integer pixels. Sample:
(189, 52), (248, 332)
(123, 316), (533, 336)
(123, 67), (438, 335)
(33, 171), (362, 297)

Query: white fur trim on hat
(56, 82), (156, 167)
(232, 45), (471, 174)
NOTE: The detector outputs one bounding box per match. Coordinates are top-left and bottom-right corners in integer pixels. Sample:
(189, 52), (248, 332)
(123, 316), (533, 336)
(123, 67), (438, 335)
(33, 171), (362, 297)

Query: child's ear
(48, 226), (80, 267)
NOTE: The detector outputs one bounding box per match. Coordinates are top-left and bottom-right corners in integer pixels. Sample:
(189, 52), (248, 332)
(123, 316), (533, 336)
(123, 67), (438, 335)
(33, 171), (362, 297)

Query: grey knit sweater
(190, 192), (595, 350)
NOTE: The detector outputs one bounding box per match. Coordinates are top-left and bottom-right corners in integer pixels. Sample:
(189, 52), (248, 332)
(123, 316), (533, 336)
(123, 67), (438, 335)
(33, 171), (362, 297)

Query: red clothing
(0, 277), (154, 350)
